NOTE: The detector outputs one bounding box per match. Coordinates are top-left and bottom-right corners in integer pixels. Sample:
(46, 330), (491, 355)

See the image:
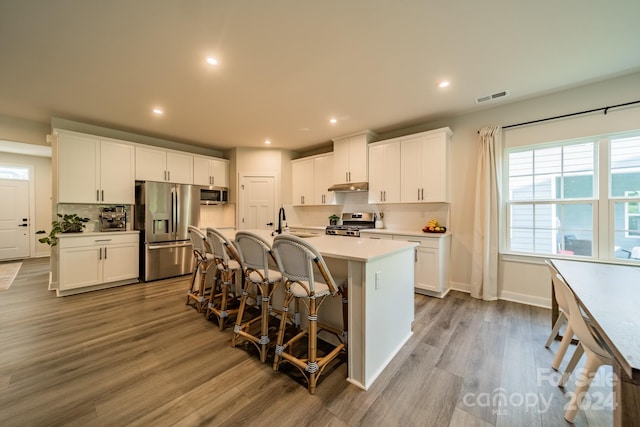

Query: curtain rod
(477, 99), (640, 133)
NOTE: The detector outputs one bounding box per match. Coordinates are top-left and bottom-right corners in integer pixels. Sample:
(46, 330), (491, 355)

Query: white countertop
(222, 229), (418, 263)
(288, 225), (450, 239)
(57, 230), (139, 237)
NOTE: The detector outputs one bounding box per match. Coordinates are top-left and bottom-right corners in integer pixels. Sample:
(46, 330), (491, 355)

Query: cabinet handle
(99, 247), (102, 260)
(383, 190), (386, 201)
(417, 188), (420, 200)
(101, 190), (104, 201)
(168, 171), (171, 181)
(96, 190), (100, 202)
(421, 188), (424, 200)
(104, 247), (108, 259)
(348, 171), (351, 182)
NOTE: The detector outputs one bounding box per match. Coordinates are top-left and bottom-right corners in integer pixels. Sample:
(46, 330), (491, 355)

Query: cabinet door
(333, 138), (350, 183)
(292, 158), (314, 205)
(193, 156), (211, 185)
(59, 246), (102, 290)
(414, 247), (440, 293)
(400, 135), (422, 202)
(369, 142), (400, 204)
(313, 154), (335, 205)
(135, 146), (167, 181)
(58, 133), (100, 203)
(166, 152), (193, 184)
(420, 134), (447, 202)
(348, 135), (368, 183)
(100, 139), (135, 204)
(368, 144), (384, 204)
(103, 242), (139, 282)
(210, 158), (228, 187)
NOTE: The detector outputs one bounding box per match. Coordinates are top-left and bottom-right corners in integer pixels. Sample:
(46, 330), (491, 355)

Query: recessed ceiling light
(152, 108), (164, 115)
(438, 81), (450, 88)
(265, 139), (271, 145)
(205, 57), (218, 65)
(329, 118), (337, 124)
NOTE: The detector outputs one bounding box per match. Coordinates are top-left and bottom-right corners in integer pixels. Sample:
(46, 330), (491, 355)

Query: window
(505, 132), (640, 262)
(0, 165), (29, 180)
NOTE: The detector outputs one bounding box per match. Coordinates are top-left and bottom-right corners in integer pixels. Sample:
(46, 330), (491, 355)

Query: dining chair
(550, 271), (613, 423)
(544, 260), (577, 371)
(231, 231), (283, 362)
(270, 234), (346, 394)
(186, 226), (214, 312)
(205, 227), (242, 331)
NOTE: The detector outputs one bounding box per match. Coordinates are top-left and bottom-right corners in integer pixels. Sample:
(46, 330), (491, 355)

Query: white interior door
(240, 175), (275, 230)
(0, 179), (30, 260)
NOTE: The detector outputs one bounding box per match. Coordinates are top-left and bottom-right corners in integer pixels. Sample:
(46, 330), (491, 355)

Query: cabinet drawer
(392, 235), (440, 249)
(58, 233), (139, 249)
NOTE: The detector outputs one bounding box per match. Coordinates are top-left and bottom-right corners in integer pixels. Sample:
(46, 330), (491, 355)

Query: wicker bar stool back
(232, 231), (283, 362)
(186, 226), (214, 312)
(271, 234), (346, 394)
(205, 227), (242, 331)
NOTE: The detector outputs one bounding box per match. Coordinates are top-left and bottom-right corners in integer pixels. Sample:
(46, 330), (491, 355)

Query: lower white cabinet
(360, 231), (451, 297)
(58, 232), (139, 293)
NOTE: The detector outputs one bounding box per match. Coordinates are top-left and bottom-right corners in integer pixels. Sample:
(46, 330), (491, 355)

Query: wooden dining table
(550, 259), (640, 427)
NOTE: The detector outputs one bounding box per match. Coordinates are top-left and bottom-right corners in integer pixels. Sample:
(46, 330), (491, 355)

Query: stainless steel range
(325, 212), (375, 237)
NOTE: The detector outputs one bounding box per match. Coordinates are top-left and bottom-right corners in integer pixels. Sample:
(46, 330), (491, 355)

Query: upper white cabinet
(56, 130), (135, 204)
(291, 153), (336, 206)
(135, 146), (193, 184)
(313, 153), (336, 205)
(193, 156), (229, 187)
(368, 140), (401, 204)
(400, 127), (452, 203)
(332, 130), (378, 184)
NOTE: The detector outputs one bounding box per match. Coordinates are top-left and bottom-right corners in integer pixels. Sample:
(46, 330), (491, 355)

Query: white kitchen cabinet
(58, 232), (139, 293)
(56, 130), (135, 204)
(393, 234), (451, 297)
(368, 140), (400, 204)
(135, 146), (193, 184)
(292, 153), (336, 206)
(193, 156), (229, 187)
(332, 130), (377, 184)
(291, 157), (314, 206)
(400, 127), (452, 203)
(313, 154), (336, 205)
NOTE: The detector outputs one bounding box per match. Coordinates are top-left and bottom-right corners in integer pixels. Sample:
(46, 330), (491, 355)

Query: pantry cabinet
(400, 128), (452, 203)
(56, 130), (135, 204)
(135, 146), (193, 184)
(368, 140), (401, 204)
(193, 156), (229, 187)
(332, 130), (378, 184)
(58, 232), (139, 293)
(291, 153), (336, 206)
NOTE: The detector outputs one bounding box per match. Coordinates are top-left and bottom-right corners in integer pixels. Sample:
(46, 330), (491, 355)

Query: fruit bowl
(423, 226), (447, 234)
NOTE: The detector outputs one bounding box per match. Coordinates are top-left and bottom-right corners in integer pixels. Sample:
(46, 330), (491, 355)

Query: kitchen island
(221, 229), (418, 390)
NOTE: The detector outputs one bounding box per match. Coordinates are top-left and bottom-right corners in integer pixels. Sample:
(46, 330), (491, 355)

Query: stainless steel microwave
(200, 186), (228, 205)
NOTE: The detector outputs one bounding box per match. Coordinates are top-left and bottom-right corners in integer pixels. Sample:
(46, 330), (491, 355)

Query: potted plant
(39, 213), (90, 246)
(329, 214), (340, 226)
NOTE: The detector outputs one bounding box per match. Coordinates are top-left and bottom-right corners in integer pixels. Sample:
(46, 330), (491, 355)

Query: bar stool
(205, 227), (242, 331)
(271, 234), (346, 394)
(186, 226), (214, 312)
(232, 231), (283, 362)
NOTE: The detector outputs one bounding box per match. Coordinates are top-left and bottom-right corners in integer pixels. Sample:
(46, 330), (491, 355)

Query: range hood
(328, 182), (369, 192)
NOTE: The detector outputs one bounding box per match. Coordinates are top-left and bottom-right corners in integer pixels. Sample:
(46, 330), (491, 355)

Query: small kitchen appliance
(100, 206), (126, 231)
(325, 212), (375, 237)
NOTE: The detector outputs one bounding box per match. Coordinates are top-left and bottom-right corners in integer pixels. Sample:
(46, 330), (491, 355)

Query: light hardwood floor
(0, 258), (612, 426)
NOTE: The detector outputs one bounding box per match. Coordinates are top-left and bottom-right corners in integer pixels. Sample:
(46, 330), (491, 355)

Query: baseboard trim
(448, 281), (551, 309)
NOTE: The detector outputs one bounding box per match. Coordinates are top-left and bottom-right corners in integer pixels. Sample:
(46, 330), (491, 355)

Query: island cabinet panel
(56, 130), (135, 204)
(58, 232), (139, 294)
(193, 156), (229, 187)
(400, 127), (452, 203)
(135, 146), (193, 184)
(368, 139), (401, 204)
(332, 130), (377, 184)
(291, 153), (336, 206)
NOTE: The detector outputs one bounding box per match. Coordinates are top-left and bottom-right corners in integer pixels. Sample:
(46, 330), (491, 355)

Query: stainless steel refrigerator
(135, 181), (200, 281)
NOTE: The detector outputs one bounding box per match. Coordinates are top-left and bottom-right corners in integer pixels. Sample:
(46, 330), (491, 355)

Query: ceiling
(1, 1), (639, 154)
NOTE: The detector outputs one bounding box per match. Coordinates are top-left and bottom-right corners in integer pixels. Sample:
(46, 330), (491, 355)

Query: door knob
(266, 222), (274, 226)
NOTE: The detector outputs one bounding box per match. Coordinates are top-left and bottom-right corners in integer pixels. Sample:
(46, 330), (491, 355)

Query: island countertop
(219, 229), (418, 262)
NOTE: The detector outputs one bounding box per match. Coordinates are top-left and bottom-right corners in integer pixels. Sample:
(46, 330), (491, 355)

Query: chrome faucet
(276, 207), (286, 235)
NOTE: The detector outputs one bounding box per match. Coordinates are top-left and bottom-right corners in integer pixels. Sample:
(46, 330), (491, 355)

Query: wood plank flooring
(0, 258), (613, 426)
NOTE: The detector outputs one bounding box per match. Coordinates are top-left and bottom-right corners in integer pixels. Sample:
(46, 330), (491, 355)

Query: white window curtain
(470, 126), (502, 300)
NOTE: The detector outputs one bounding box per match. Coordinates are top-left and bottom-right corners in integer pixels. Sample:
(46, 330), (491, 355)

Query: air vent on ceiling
(475, 90), (509, 104)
